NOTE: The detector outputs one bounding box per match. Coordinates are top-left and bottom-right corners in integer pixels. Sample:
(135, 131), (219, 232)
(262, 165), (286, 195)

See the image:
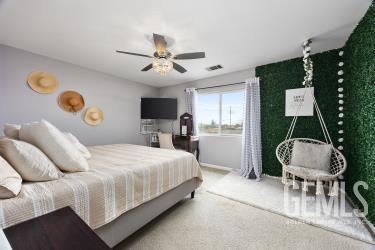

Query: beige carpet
(115, 167), (372, 250)
(208, 172), (375, 244)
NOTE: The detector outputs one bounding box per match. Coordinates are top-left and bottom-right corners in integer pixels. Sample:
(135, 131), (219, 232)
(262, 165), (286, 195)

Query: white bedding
(0, 144), (202, 229)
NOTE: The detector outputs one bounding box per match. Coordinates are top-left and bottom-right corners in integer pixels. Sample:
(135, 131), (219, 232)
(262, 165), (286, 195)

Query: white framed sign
(285, 87), (314, 116)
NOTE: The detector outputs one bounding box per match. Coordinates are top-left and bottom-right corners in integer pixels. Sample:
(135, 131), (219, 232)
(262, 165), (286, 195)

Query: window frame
(197, 88), (245, 137)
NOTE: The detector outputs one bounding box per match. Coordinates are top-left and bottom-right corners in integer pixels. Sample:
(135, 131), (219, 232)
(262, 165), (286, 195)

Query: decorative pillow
(158, 133), (175, 150)
(290, 141), (333, 172)
(285, 165), (332, 179)
(0, 156), (22, 199)
(3, 124), (21, 140)
(0, 138), (63, 181)
(19, 120), (89, 172)
(64, 132), (91, 159)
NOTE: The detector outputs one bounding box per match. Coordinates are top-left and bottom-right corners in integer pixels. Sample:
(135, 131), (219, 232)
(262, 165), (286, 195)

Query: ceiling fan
(116, 33), (205, 75)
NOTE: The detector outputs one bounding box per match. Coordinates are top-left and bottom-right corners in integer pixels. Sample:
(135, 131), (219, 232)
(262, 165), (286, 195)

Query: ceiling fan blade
(116, 50), (152, 58)
(173, 62), (187, 73)
(173, 52), (205, 60)
(141, 64), (153, 71)
(153, 33), (167, 55)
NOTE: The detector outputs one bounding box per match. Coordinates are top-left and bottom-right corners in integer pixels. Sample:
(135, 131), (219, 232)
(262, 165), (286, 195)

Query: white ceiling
(0, 0), (371, 87)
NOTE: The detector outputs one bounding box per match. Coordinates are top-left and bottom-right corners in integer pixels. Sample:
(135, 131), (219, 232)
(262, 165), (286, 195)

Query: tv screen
(141, 98), (177, 119)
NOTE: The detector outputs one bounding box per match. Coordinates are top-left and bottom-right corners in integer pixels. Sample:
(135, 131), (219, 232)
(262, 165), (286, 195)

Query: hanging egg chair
(275, 40), (347, 196)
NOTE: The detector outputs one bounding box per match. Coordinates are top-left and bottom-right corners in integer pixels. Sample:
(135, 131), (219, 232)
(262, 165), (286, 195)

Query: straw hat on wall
(27, 71), (58, 94)
(84, 106), (104, 126)
(58, 91), (85, 113)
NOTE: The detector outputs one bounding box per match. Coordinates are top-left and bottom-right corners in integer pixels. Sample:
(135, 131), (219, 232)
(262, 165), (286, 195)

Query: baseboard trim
(200, 162), (233, 172)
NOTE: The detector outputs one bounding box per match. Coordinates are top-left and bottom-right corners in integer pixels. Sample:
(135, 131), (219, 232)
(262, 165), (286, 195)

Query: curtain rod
(184, 81), (246, 92)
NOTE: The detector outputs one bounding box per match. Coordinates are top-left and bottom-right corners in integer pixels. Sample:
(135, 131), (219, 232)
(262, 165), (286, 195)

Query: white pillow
(158, 133), (175, 150)
(7, 123), (92, 159)
(3, 124), (21, 140)
(0, 156), (22, 199)
(64, 132), (91, 159)
(290, 141), (333, 172)
(19, 120), (89, 172)
(0, 138), (63, 181)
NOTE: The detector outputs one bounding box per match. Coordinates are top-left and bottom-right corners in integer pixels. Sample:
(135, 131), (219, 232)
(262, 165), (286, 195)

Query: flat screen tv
(141, 98), (177, 119)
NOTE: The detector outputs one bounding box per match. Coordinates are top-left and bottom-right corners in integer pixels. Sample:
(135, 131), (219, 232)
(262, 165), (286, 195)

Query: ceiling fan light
(152, 58), (172, 75)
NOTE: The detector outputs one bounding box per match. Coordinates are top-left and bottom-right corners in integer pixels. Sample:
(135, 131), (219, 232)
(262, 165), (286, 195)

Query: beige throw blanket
(0, 144), (202, 229)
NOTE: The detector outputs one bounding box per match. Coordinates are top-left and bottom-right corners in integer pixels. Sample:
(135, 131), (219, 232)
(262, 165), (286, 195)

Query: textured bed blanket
(0, 144), (202, 229)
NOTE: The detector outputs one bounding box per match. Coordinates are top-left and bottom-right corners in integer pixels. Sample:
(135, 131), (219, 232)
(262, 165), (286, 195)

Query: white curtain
(240, 78), (262, 180)
(185, 88), (198, 135)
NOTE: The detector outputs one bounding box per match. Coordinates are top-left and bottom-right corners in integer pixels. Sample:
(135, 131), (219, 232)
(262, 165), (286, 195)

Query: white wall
(158, 69), (255, 169)
(0, 44), (255, 168)
(0, 45), (158, 146)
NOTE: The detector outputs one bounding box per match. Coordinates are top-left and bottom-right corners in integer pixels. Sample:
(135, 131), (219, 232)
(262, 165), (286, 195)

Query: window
(196, 94), (220, 134)
(197, 90), (245, 135)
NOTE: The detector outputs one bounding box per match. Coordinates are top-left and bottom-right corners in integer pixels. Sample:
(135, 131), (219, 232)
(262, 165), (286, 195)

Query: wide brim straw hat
(58, 90), (85, 113)
(27, 71), (58, 94)
(84, 106), (104, 126)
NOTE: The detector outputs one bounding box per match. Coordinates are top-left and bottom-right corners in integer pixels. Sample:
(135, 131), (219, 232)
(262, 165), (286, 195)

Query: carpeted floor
(208, 172), (375, 244)
(115, 167), (372, 250)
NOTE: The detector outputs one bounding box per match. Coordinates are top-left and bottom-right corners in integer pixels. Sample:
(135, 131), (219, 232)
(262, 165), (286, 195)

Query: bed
(0, 144), (203, 247)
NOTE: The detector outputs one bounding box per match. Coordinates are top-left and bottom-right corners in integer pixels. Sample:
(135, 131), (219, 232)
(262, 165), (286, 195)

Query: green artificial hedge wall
(256, 50), (340, 177)
(255, 3), (375, 224)
(343, 3), (375, 224)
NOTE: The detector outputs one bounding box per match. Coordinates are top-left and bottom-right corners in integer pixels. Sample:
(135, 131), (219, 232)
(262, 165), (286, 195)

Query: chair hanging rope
(275, 39), (347, 196)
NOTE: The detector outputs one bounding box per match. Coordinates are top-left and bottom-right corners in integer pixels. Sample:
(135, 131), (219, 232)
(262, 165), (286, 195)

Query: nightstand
(172, 135), (200, 161)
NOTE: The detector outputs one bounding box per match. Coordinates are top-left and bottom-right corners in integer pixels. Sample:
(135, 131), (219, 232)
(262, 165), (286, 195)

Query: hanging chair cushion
(284, 165), (332, 180)
(290, 141), (332, 172)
